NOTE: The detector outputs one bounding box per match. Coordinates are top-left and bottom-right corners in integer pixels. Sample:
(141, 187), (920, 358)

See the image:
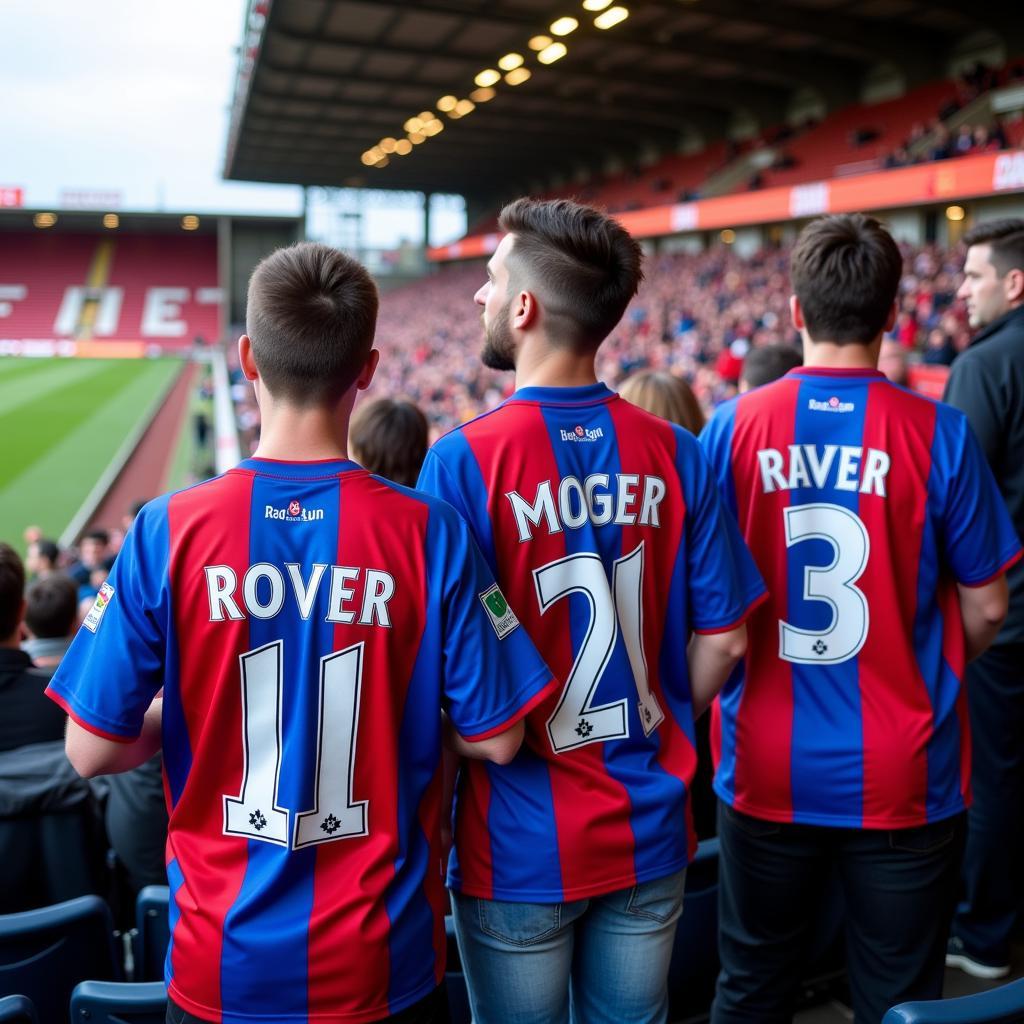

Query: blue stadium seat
(0, 895), (120, 1023)
(134, 886), (170, 982)
(883, 978), (1024, 1023)
(70, 981), (166, 1024)
(0, 995), (38, 1024)
(445, 914), (471, 1024)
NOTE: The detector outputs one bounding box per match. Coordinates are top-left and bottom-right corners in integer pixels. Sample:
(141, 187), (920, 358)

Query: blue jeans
(450, 869), (686, 1024)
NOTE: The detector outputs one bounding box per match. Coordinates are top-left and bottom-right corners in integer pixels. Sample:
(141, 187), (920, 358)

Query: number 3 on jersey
(779, 502), (870, 665)
(223, 640), (368, 848)
(536, 542), (664, 754)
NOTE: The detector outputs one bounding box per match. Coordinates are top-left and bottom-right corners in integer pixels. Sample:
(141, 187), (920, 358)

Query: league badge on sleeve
(479, 583), (520, 639)
(82, 581), (115, 633)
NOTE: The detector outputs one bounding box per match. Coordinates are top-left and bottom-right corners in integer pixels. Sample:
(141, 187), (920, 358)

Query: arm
(65, 697), (162, 778)
(444, 711), (524, 765)
(688, 625), (747, 719)
(958, 576), (1009, 662)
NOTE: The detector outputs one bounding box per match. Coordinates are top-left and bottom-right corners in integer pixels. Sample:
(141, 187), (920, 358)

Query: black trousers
(167, 985), (448, 1024)
(954, 642), (1024, 963)
(712, 803), (965, 1024)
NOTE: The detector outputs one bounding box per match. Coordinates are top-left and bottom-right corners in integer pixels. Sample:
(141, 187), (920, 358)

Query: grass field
(0, 356), (183, 551)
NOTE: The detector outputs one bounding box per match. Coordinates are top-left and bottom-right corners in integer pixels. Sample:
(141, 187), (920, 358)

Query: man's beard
(481, 301), (515, 371)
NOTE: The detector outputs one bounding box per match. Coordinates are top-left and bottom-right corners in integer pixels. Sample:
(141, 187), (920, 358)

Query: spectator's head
(243, 241), (380, 408)
(958, 219), (1024, 329)
(739, 344), (803, 392)
(24, 574), (78, 640)
(0, 543), (25, 646)
(349, 398), (429, 487)
(790, 214), (902, 349)
(877, 339), (908, 385)
(619, 371), (705, 434)
(25, 538), (59, 578)
(122, 499), (147, 534)
(78, 529), (109, 569)
(477, 198), (644, 370)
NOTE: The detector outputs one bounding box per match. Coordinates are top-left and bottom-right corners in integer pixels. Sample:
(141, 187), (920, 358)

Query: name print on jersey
(507, 473), (666, 542)
(757, 445), (891, 496)
(204, 562), (395, 625)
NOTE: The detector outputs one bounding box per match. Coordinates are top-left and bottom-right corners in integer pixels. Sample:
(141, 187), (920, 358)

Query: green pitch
(0, 356), (182, 552)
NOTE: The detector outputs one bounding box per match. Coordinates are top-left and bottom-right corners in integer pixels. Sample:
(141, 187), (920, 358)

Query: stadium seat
(0, 895), (120, 1023)
(445, 914), (471, 1024)
(882, 978), (1024, 1023)
(134, 886), (170, 982)
(0, 995), (38, 1024)
(70, 981), (166, 1024)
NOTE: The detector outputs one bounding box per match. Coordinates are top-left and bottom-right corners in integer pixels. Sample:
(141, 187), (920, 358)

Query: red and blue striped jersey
(417, 383), (765, 902)
(47, 458), (554, 1024)
(700, 368), (1023, 829)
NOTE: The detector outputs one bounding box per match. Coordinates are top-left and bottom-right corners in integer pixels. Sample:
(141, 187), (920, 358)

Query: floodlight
(404, 116), (424, 132)
(380, 137), (398, 153)
(537, 42), (567, 64)
(474, 69), (501, 87)
(470, 87), (497, 102)
(528, 35), (552, 50)
(583, 0), (612, 9)
(594, 6), (629, 28)
(103, 214), (119, 229)
(182, 216), (200, 231)
(504, 67), (532, 85)
(33, 213), (57, 228)
(436, 96), (458, 112)
(455, 99), (476, 115)
(550, 16), (579, 35)
(394, 139), (413, 155)
(499, 53), (524, 71)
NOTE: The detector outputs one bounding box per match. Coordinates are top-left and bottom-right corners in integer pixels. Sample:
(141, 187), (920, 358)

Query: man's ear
(789, 294), (804, 331)
(1005, 267), (1024, 305)
(512, 290), (538, 331)
(883, 299), (898, 333)
(356, 349), (380, 391)
(238, 334), (259, 381)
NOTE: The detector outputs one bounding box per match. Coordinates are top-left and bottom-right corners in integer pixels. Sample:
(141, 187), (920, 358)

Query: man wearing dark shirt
(944, 219), (1024, 979)
(0, 543), (66, 752)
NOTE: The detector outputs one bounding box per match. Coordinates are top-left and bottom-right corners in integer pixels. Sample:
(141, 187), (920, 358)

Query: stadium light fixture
(537, 42), (568, 64)
(33, 213), (57, 228)
(361, 151), (378, 166)
(408, 131), (426, 144)
(504, 67), (532, 86)
(374, 156), (390, 168)
(498, 52), (524, 71)
(720, 228), (736, 244)
(470, 86), (497, 102)
(529, 35), (553, 51)
(103, 214), (120, 229)
(418, 110), (435, 122)
(436, 95), (458, 113)
(594, 6), (629, 28)
(404, 116), (424, 132)
(182, 215), (200, 231)
(394, 139), (413, 155)
(946, 204), (966, 222)
(380, 137), (398, 153)
(582, 0), (613, 9)
(474, 68), (501, 88)
(455, 99), (476, 116)
(422, 119), (445, 136)
(550, 16), (579, 35)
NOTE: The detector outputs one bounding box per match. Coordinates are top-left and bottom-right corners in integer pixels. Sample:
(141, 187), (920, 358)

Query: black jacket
(0, 648), (67, 753)
(944, 304), (1024, 644)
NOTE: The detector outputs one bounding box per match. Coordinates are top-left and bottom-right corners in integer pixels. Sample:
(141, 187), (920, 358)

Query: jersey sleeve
(938, 409), (1022, 586)
(679, 426), (767, 632)
(698, 399), (740, 516)
(429, 502), (557, 741)
(46, 501), (170, 741)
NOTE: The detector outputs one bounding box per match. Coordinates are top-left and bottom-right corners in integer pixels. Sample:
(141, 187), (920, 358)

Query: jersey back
(48, 459), (553, 1023)
(419, 383), (764, 902)
(701, 368), (1022, 828)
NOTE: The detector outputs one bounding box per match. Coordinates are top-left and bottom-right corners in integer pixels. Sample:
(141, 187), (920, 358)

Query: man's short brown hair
(963, 218), (1024, 278)
(246, 241), (379, 406)
(498, 198), (644, 351)
(349, 399), (429, 488)
(0, 543), (25, 639)
(790, 214), (902, 345)
(25, 574), (78, 639)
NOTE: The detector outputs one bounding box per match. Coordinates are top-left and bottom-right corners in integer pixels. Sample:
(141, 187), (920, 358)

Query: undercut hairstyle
(963, 219), (1024, 278)
(25, 574), (78, 639)
(741, 344), (803, 390)
(619, 371), (705, 435)
(790, 214), (902, 345)
(246, 241), (379, 406)
(498, 198), (644, 351)
(349, 398), (429, 488)
(0, 543), (25, 639)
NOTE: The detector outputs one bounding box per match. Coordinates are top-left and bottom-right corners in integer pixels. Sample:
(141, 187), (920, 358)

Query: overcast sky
(0, 1), (464, 246)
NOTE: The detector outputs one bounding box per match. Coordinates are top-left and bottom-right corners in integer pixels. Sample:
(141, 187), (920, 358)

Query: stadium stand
(0, 996), (36, 1024)
(883, 977), (1024, 1023)
(70, 980), (166, 1024)
(133, 886), (170, 984)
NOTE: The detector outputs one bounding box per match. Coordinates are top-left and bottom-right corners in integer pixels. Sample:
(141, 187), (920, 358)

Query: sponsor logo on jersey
(808, 396), (855, 413)
(265, 501), (325, 522)
(82, 581), (114, 633)
(559, 424), (605, 442)
(479, 583), (520, 639)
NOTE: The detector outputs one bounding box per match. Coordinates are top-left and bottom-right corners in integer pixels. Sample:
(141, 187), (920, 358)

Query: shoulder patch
(478, 583), (520, 639)
(82, 581), (115, 633)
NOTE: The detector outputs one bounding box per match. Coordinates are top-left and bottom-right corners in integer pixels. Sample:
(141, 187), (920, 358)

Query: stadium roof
(224, 0), (1022, 200)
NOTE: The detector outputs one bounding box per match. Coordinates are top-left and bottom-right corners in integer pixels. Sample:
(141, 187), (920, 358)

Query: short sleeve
(429, 503), (556, 741)
(699, 399), (740, 517)
(46, 502), (170, 740)
(939, 411), (1022, 587)
(679, 427), (767, 632)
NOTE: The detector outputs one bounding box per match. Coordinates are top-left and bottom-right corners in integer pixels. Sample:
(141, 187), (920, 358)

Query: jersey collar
(786, 367), (886, 380)
(237, 457), (363, 478)
(507, 382), (616, 406)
